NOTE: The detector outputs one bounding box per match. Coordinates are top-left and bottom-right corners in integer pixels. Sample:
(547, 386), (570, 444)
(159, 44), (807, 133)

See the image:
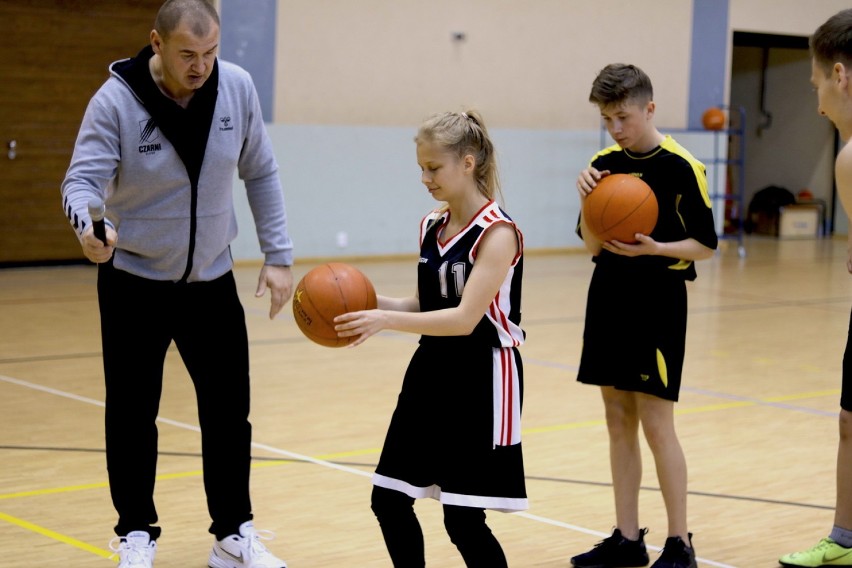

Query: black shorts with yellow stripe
(577, 262), (687, 402)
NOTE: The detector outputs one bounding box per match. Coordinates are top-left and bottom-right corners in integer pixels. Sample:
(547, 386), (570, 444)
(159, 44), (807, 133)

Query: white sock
(830, 525), (852, 549)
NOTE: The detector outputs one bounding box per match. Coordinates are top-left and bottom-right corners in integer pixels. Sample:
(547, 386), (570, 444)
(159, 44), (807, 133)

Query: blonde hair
(415, 109), (503, 205)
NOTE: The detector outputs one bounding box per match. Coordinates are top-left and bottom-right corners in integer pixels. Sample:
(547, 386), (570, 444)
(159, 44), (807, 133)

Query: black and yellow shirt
(579, 135), (719, 281)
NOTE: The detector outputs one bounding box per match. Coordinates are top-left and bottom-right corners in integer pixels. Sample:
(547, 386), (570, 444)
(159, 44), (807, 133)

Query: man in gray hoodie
(60, 1), (291, 566)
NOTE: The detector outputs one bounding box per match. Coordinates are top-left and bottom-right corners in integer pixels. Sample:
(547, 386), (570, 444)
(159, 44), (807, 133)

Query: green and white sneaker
(780, 538), (852, 567)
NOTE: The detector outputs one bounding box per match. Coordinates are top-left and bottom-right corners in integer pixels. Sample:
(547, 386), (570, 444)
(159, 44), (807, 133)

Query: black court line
(0, 336), (307, 365)
(524, 475), (834, 512)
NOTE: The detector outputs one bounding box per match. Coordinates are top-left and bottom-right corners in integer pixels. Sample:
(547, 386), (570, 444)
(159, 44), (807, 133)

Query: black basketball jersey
(417, 202), (525, 348)
(582, 135), (719, 281)
(417, 201), (525, 447)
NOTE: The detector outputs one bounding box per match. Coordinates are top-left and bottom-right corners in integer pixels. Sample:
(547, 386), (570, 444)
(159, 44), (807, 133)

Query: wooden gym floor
(0, 236), (849, 567)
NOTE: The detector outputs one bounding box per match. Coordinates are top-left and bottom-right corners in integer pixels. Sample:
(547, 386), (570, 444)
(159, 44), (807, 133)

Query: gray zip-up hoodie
(61, 46), (293, 282)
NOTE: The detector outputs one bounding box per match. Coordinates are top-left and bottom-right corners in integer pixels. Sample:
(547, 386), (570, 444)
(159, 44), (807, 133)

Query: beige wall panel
(730, 0), (852, 36)
(275, 0), (692, 129)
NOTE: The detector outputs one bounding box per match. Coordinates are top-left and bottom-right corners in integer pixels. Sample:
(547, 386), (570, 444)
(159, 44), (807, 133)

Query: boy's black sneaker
(571, 528), (650, 568)
(650, 533), (696, 568)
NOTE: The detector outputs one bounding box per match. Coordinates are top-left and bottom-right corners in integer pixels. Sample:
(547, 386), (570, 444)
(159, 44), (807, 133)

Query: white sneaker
(208, 521), (287, 568)
(109, 531), (156, 568)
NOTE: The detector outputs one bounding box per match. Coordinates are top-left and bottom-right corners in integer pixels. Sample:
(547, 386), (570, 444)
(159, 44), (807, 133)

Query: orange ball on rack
(702, 107), (726, 131)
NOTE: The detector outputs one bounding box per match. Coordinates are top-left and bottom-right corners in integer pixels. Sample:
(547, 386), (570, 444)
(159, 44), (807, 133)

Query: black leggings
(371, 485), (508, 567)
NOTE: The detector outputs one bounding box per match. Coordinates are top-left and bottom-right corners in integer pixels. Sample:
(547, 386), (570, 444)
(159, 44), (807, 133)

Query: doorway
(730, 31), (837, 236)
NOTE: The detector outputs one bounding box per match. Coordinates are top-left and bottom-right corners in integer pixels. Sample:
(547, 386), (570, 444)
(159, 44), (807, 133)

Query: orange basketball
(292, 263), (377, 348)
(701, 107), (726, 130)
(582, 173), (658, 243)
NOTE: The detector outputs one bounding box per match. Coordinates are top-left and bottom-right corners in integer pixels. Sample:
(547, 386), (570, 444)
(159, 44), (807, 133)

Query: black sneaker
(650, 533), (696, 568)
(571, 528), (650, 568)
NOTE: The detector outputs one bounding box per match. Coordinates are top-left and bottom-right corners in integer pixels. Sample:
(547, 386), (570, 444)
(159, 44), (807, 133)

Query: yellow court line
(523, 418), (607, 434)
(526, 389), (842, 432)
(524, 401), (756, 432)
(675, 400), (755, 415)
(0, 449), (379, 501)
(0, 470), (210, 501)
(0, 511), (115, 561)
(0, 481), (109, 500)
(674, 390), (842, 416)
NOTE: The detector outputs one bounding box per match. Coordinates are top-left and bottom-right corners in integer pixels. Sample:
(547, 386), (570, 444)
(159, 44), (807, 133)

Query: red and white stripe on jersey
(471, 204), (524, 349)
(474, 204), (524, 447)
(492, 346), (522, 446)
(486, 266), (523, 348)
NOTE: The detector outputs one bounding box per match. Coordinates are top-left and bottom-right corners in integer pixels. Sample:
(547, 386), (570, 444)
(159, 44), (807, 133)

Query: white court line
(0, 373), (738, 567)
(0, 374), (369, 478)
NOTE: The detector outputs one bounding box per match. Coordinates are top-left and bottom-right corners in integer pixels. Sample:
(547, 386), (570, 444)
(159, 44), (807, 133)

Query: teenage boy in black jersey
(571, 63), (718, 568)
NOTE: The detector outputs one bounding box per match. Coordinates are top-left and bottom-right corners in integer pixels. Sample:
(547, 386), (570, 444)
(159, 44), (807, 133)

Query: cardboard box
(779, 204), (820, 238)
